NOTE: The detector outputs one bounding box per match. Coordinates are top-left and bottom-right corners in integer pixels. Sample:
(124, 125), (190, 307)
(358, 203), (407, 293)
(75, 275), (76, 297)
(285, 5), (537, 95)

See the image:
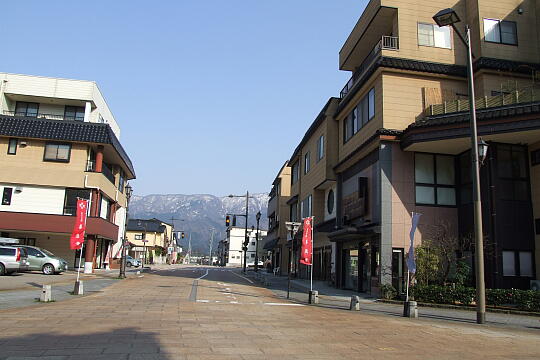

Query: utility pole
(209, 229), (215, 265)
(169, 216), (178, 264)
(187, 233), (192, 264)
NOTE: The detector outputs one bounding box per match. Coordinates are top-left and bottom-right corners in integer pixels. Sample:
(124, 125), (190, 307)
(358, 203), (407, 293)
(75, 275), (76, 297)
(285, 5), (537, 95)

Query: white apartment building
(222, 227), (267, 267)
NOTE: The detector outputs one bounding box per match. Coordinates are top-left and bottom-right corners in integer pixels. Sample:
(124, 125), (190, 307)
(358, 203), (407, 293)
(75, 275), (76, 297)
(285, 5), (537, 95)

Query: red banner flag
(300, 217), (313, 265)
(70, 199), (88, 250)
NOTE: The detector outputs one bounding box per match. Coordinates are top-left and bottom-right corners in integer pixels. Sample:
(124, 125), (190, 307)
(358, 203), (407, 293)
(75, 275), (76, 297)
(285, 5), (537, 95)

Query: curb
(378, 299), (540, 317)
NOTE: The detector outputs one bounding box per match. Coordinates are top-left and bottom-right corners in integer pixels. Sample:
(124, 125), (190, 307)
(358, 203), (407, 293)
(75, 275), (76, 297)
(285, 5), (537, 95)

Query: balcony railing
(85, 160), (116, 185)
(340, 36), (399, 98)
(3, 110), (84, 121)
(425, 87), (540, 117)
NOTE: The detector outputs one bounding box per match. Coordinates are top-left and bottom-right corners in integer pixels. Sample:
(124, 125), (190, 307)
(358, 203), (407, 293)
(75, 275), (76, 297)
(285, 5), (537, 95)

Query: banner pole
(310, 216), (314, 292)
(76, 245), (83, 282)
(405, 270), (410, 303)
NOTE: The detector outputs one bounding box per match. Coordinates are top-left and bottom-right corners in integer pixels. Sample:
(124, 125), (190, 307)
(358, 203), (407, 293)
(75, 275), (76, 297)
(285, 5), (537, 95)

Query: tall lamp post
(433, 8), (490, 324)
(228, 191), (252, 273)
(254, 211), (261, 272)
(285, 221), (301, 299)
(119, 183), (133, 279)
(138, 220), (148, 269)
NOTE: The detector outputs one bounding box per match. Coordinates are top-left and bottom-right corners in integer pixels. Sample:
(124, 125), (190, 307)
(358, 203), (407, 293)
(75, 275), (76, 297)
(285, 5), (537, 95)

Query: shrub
(380, 284), (397, 300)
(411, 285), (540, 312)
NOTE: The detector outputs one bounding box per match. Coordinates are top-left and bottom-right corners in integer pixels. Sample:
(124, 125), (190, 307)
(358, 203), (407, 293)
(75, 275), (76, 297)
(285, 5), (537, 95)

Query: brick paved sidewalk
(0, 267), (539, 360)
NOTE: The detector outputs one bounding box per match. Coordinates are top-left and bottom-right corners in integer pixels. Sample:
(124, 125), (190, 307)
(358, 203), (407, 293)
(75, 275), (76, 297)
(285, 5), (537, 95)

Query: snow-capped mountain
(128, 193), (269, 254)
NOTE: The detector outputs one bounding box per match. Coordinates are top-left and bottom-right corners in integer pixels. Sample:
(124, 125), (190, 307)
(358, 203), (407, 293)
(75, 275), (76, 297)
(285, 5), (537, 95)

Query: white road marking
(196, 299), (209, 303)
(264, 303), (305, 307)
(195, 300), (305, 306)
(197, 269), (209, 280)
(229, 270), (253, 284)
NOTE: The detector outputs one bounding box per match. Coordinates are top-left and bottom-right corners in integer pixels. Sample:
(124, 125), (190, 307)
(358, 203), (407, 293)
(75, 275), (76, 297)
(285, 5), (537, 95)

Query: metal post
(243, 190), (249, 273)
(255, 216), (260, 272)
(465, 26), (486, 324)
(287, 235), (292, 299)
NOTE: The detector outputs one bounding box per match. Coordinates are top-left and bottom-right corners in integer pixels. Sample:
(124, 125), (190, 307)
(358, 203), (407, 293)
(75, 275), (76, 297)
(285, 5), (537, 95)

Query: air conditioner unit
(531, 280), (540, 291)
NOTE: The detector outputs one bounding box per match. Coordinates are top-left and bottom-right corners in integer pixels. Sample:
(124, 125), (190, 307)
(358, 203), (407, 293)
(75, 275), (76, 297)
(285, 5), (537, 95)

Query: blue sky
(1, 0), (368, 196)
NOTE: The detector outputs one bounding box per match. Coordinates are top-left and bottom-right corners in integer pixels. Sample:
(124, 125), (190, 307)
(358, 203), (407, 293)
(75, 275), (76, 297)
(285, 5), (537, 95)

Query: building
(0, 73), (135, 273)
(219, 226), (267, 267)
(273, 0), (540, 293)
(126, 218), (173, 265)
(265, 161), (291, 275)
(286, 98), (340, 283)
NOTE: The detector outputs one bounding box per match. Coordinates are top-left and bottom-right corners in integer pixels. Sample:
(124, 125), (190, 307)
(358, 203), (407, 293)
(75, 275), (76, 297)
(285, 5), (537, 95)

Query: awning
(263, 238), (279, 250)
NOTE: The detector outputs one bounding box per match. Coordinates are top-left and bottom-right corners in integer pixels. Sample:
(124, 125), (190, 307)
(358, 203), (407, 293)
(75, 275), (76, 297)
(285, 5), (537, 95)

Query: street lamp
(119, 183), (133, 278)
(138, 220), (148, 270)
(228, 191), (252, 273)
(254, 211), (261, 272)
(285, 221), (301, 299)
(433, 8), (487, 324)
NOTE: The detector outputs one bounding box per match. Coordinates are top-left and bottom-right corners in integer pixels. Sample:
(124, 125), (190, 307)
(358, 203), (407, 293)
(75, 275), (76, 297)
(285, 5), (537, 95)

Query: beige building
(265, 161), (291, 275)
(0, 73), (135, 273)
(126, 218), (173, 265)
(274, 0), (540, 294)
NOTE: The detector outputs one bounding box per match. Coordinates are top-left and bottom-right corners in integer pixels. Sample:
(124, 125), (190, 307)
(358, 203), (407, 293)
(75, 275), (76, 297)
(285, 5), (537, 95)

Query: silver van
(0, 245), (29, 275)
(15, 245), (68, 275)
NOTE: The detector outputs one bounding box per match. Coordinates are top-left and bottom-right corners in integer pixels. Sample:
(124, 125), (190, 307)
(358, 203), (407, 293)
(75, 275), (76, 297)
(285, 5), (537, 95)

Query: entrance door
(392, 249), (404, 294)
(344, 249), (359, 290)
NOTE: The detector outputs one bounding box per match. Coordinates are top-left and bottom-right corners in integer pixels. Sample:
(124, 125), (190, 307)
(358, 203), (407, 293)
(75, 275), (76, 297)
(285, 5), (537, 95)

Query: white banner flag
(407, 212), (422, 274)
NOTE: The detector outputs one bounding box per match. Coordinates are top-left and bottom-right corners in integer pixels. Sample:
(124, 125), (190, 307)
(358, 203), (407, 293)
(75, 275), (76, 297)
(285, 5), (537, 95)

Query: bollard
(403, 301), (418, 318)
(73, 280), (84, 295)
(350, 295), (361, 311)
(40, 284), (52, 302)
(309, 290), (319, 304)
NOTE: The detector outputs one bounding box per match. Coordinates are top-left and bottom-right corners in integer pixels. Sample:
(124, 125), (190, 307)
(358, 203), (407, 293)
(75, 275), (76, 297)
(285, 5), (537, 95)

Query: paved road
(0, 265), (538, 359)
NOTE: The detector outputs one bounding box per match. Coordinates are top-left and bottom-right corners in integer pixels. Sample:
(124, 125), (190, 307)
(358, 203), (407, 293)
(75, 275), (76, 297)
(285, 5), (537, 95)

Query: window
(304, 152), (310, 174)
(418, 23), (451, 49)
(415, 153), (456, 206)
(484, 19), (517, 45)
(2, 187), (13, 206)
(291, 161), (299, 184)
(317, 135), (324, 161)
(531, 149), (540, 166)
(44, 143), (71, 162)
(251, 242), (255, 246)
(344, 88), (375, 142)
(64, 106), (85, 121)
(135, 234), (143, 240)
(327, 189), (335, 215)
(497, 145), (528, 201)
(15, 102), (39, 117)
(119, 170), (126, 193)
(100, 197), (111, 220)
(301, 195), (312, 219)
(251, 253), (255, 258)
(290, 202), (298, 222)
(7, 138), (17, 155)
(503, 251), (533, 277)
(63, 189), (91, 215)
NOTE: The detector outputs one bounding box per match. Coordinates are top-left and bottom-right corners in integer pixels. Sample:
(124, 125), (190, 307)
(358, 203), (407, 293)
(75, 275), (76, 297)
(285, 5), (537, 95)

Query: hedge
(411, 285), (540, 312)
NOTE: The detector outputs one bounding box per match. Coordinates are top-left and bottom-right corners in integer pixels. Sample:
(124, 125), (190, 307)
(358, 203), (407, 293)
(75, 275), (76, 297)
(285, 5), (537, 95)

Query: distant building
(126, 218), (173, 265)
(218, 226), (267, 267)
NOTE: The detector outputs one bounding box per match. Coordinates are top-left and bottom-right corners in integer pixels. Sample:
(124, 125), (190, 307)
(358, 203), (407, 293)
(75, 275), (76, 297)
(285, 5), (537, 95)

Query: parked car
(14, 245), (68, 275)
(125, 255), (141, 268)
(0, 245), (29, 275)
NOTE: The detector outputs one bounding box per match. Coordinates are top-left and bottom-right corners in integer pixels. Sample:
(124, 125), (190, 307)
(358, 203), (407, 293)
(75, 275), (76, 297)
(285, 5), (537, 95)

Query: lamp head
(478, 138), (489, 164)
(433, 8), (460, 27)
(125, 183), (133, 199)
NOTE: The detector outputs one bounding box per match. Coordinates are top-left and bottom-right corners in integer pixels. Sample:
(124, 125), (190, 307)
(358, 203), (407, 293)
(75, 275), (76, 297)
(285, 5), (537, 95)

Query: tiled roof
(475, 57), (540, 73)
(408, 101), (540, 129)
(127, 219), (166, 233)
(0, 115), (135, 177)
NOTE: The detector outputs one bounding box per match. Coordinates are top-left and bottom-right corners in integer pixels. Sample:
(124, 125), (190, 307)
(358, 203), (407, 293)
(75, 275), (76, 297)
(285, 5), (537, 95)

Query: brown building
(274, 0), (540, 294)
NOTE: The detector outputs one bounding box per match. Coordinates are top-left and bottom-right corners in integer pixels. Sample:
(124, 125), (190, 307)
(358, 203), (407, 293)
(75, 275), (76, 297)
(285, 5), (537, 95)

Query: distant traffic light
(232, 215), (237, 226)
(181, 232), (185, 239)
(226, 215), (231, 227)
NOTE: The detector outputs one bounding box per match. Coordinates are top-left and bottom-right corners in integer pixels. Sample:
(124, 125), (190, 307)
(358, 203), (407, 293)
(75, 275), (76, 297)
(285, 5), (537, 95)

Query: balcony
(85, 160), (115, 185)
(340, 36), (398, 98)
(424, 87), (540, 117)
(3, 110), (84, 121)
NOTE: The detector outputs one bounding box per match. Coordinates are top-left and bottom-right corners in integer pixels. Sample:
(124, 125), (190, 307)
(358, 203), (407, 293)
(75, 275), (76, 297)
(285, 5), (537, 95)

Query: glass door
(344, 249), (359, 290)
